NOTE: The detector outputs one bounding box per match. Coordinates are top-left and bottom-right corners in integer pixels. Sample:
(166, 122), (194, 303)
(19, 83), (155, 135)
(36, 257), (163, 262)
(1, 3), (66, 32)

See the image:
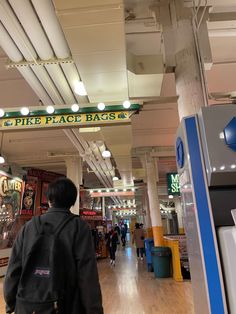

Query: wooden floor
(0, 242), (194, 314)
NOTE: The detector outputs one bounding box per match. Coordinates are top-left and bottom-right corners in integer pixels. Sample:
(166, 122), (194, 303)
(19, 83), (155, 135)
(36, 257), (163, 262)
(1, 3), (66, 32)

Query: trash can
(144, 238), (154, 272)
(151, 246), (172, 278)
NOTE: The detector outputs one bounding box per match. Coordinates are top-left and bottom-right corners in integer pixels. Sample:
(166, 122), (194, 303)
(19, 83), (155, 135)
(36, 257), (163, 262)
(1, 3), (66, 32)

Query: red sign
(91, 191), (134, 197)
(81, 210), (97, 216)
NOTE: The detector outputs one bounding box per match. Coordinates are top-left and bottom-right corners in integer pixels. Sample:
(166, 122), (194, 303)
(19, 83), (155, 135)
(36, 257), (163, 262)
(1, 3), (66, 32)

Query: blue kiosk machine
(176, 105), (236, 314)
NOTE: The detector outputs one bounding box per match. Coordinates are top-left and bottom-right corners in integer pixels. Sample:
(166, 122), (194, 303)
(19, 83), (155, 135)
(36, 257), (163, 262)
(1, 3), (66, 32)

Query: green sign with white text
(167, 173), (180, 195)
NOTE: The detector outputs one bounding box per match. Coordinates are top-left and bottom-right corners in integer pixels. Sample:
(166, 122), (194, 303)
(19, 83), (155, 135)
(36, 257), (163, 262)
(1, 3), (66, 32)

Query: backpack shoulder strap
(54, 214), (78, 237)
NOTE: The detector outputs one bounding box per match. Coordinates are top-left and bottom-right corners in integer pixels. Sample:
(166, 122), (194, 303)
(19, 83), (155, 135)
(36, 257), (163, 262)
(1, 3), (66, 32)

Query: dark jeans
(109, 245), (117, 261)
(136, 247), (145, 258)
(121, 235), (126, 246)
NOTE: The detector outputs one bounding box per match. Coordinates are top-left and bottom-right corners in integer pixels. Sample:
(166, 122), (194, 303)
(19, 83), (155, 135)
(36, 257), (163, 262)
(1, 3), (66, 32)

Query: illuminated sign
(0, 111), (135, 131)
(91, 191), (135, 197)
(167, 173), (180, 195)
(0, 175), (22, 196)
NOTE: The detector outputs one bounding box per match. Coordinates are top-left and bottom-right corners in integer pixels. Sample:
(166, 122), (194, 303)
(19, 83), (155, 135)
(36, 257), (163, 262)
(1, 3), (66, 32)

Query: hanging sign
(167, 173), (180, 196)
(21, 176), (38, 215)
(0, 111), (133, 131)
(91, 190), (135, 197)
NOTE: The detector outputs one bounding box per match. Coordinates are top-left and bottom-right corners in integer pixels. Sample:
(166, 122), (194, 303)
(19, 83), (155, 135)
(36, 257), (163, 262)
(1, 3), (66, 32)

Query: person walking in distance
(106, 228), (118, 266)
(4, 177), (103, 314)
(133, 223), (145, 260)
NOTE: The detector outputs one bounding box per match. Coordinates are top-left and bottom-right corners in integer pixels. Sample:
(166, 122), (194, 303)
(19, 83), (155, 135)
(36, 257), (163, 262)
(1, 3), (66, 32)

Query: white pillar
(143, 188), (153, 238)
(175, 198), (184, 234)
(145, 154), (163, 246)
(102, 197), (105, 219)
(65, 157), (82, 215)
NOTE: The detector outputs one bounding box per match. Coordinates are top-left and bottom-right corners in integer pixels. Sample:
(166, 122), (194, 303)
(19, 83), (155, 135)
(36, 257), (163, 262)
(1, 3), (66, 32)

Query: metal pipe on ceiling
(0, 22), (54, 105)
(31, 0), (83, 103)
(31, 0), (70, 59)
(2, 0), (76, 105)
(0, 0), (37, 61)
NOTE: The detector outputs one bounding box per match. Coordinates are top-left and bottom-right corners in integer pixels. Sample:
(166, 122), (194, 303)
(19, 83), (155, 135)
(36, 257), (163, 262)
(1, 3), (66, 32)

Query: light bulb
(46, 106), (55, 114)
(97, 102), (105, 110)
(0, 109), (5, 117)
(123, 100), (131, 109)
(74, 81), (87, 96)
(71, 104), (80, 112)
(0, 156), (5, 164)
(21, 107), (29, 116)
(112, 176), (119, 181)
(102, 150), (111, 158)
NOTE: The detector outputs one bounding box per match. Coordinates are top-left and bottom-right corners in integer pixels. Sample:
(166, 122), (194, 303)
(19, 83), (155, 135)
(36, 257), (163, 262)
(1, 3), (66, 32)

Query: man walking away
(4, 177), (103, 314)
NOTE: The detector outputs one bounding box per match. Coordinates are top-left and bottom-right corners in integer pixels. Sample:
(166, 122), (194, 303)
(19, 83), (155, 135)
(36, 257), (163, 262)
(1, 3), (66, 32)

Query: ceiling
(0, 0), (235, 209)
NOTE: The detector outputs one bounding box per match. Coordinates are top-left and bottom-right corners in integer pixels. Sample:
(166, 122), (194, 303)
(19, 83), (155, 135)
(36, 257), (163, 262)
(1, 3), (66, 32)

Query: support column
(102, 197), (105, 219)
(175, 198), (184, 234)
(143, 188), (153, 238)
(65, 157), (82, 215)
(145, 155), (163, 246)
(175, 19), (206, 119)
(157, 1), (209, 119)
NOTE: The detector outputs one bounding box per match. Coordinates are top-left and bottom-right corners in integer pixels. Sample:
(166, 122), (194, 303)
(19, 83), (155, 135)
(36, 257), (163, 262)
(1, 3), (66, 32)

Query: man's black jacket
(3, 207), (104, 314)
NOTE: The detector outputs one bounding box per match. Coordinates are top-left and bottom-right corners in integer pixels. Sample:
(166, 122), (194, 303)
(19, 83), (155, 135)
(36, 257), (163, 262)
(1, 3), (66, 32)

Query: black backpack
(15, 214), (77, 314)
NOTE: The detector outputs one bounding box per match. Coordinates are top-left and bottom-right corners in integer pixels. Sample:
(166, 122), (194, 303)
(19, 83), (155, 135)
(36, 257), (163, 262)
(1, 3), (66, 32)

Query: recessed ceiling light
(74, 81), (87, 96)
(97, 102), (105, 110)
(21, 107), (30, 116)
(46, 106), (55, 114)
(71, 104), (80, 112)
(123, 100), (131, 109)
(102, 150), (111, 158)
(0, 109), (5, 117)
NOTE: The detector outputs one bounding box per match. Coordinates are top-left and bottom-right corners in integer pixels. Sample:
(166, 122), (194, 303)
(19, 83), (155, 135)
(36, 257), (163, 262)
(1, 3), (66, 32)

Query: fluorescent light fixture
(112, 176), (119, 181)
(0, 156), (5, 164)
(97, 102), (105, 110)
(102, 150), (111, 158)
(123, 100), (131, 109)
(168, 195), (174, 199)
(46, 106), (55, 114)
(74, 81), (87, 96)
(71, 104), (79, 112)
(79, 127), (101, 133)
(0, 109), (5, 117)
(21, 107), (30, 116)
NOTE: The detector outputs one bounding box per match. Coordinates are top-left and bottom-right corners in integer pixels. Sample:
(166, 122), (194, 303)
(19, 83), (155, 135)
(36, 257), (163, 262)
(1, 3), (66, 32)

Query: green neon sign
(167, 173), (180, 195)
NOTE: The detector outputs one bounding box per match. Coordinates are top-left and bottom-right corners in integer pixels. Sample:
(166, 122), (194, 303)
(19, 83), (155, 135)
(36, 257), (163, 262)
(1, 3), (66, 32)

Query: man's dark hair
(47, 177), (77, 208)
